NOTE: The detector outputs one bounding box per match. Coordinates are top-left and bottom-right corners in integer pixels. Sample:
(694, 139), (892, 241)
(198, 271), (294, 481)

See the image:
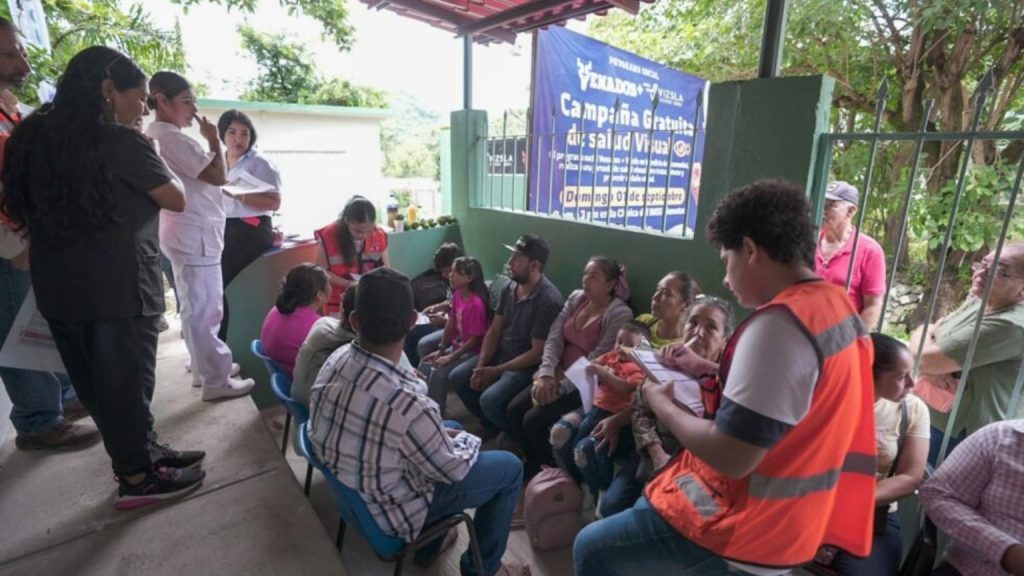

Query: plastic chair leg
(303, 463), (313, 496)
(463, 515), (485, 576)
(392, 551), (405, 576)
(336, 518), (346, 551)
(281, 412), (292, 455)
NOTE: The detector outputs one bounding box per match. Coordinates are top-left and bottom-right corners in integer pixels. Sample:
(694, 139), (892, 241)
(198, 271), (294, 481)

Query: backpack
(410, 269), (448, 311)
(523, 466), (583, 550)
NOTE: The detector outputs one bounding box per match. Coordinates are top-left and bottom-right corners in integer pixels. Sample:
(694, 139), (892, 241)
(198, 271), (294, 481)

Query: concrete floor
(0, 322), (345, 576)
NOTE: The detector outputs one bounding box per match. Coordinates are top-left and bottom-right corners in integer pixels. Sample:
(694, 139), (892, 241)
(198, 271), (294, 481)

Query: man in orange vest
(573, 179), (877, 575)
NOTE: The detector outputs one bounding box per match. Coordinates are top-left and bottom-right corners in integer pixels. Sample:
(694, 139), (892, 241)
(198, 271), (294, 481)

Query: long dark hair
(1, 46), (146, 236)
(452, 256), (489, 311)
(336, 195), (376, 264)
(870, 332), (910, 381)
(276, 263), (329, 314)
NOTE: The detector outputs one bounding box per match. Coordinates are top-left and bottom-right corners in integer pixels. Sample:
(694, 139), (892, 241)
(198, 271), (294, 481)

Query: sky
(144, 0), (589, 116)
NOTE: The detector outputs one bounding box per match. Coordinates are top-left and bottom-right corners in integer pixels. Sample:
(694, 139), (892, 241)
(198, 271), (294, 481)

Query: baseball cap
(825, 181), (859, 206)
(503, 234), (550, 265)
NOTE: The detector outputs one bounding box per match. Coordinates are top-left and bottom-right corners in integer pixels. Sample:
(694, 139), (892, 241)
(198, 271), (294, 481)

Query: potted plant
(393, 213), (406, 232)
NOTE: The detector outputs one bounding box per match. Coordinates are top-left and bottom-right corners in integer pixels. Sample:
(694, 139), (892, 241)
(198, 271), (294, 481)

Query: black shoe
(115, 466), (205, 510)
(152, 443), (206, 470)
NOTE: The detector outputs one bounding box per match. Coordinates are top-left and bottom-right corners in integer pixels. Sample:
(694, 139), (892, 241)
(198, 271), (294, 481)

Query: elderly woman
(217, 109), (282, 342)
(594, 294), (733, 518)
(910, 242), (1024, 464)
(505, 256), (633, 478)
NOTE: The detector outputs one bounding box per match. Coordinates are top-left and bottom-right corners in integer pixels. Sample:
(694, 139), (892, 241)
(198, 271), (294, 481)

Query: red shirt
(815, 228), (886, 312)
(593, 349), (645, 413)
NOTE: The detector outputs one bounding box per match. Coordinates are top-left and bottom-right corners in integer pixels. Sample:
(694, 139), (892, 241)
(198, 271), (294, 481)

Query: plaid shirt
(309, 343), (480, 542)
(920, 420), (1024, 576)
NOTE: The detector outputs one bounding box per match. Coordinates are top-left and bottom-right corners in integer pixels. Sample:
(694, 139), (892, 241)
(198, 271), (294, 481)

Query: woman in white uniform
(146, 71), (254, 401)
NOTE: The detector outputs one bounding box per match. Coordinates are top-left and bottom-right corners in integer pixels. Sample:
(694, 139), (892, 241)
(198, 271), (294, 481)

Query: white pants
(164, 247), (234, 389)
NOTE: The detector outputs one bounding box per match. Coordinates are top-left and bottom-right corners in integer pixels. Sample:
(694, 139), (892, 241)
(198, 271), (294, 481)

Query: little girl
(552, 321), (649, 494)
(419, 256), (490, 416)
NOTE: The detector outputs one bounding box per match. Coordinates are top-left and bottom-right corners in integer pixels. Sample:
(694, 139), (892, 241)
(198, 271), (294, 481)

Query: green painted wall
(449, 75), (835, 313)
(226, 225), (464, 408)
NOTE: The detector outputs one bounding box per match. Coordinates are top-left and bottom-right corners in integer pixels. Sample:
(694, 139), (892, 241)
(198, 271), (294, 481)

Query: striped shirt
(920, 420), (1024, 576)
(309, 343), (480, 542)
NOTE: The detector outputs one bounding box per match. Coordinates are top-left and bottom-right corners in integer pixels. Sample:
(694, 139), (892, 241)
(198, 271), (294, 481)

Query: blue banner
(529, 27), (708, 234)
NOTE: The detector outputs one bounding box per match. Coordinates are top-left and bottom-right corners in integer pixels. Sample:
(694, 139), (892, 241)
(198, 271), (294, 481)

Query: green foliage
(238, 25), (387, 108)
(380, 91), (442, 179)
(5, 0), (186, 105)
(172, 0), (354, 51)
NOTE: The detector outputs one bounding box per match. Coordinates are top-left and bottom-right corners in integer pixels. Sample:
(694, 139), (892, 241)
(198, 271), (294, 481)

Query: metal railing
(811, 70), (1024, 467)
(481, 95), (704, 238)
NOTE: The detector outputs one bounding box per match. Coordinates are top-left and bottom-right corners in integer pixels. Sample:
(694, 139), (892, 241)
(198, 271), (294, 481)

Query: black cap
(355, 268), (414, 344)
(503, 234), (550, 265)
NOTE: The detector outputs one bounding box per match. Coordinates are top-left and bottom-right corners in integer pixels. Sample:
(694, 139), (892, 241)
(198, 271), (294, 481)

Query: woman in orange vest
(314, 195), (390, 316)
(573, 179), (877, 576)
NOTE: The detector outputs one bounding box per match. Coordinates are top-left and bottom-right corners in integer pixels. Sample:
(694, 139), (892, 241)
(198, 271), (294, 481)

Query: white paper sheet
(222, 170), (276, 196)
(415, 312), (432, 325)
(630, 349), (704, 417)
(0, 290), (66, 373)
(564, 356), (597, 412)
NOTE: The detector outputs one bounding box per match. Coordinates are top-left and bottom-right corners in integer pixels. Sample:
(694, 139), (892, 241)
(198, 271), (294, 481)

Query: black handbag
(899, 517), (938, 576)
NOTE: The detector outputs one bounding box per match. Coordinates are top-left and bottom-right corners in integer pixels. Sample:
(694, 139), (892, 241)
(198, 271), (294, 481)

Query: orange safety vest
(314, 221), (388, 315)
(645, 280), (876, 569)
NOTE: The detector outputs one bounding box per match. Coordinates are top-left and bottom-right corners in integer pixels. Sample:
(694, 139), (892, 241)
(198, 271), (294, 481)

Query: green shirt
(930, 297), (1024, 435)
(635, 313), (688, 349)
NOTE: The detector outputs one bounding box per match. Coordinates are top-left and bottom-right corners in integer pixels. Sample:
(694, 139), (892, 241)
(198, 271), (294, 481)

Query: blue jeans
(419, 354), (478, 418)
(833, 512), (901, 576)
(577, 419), (636, 498)
(574, 496), (737, 576)
(928, 425), (966, 467)
(556, 407), (611, 490)
(451, 359), (532, 431)
(601, 451), (644, 518)
(405, 324), (443, 367)
(0, 258), (73, 436)
(415, 450), (523, 576)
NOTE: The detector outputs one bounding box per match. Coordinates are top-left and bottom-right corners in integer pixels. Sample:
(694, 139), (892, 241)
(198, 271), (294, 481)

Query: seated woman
(314, 195), (390, 317)
(594, 293), (732, 518)
(292, 285), (357, 411)
(909, 242), (1024, 464)
(817, 333), (930, 576)
(505, 256), (633, 478)
(217, 109), (282, 342)
(260, 263), (329, 377)
(419, 256), (490, 416)
(920, 418), (1024, 576)
(406, 242), (463, 366)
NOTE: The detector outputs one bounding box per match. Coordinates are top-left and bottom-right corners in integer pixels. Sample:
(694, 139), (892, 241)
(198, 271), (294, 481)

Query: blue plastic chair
(251, 339), (291, 454)
(272, 372), (314, 495)
(298, 423), (484, 576)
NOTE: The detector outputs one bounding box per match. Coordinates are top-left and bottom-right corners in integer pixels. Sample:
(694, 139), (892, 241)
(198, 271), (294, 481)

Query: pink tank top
(560, 298), (603, 369)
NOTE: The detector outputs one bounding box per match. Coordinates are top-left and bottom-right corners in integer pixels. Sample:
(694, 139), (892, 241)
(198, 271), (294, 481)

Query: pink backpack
(523, 466), (583, 550)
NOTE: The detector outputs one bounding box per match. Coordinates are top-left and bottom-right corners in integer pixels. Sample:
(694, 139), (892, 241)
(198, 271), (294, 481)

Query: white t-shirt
(716, 308), (820, 576)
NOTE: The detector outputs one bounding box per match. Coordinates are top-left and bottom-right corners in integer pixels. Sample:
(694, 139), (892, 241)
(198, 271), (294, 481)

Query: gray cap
(825, 181), (859, 205)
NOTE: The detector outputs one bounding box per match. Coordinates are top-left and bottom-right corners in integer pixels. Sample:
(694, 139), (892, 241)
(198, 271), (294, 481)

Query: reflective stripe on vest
(645, 280), (877, 568)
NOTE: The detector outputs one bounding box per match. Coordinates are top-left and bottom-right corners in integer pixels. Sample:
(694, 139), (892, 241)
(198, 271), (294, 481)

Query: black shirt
(494, 276), (564, 365)
(29, 127), (174, 321)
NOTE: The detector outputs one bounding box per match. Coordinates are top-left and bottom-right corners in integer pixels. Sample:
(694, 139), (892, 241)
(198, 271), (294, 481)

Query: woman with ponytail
(260, 263), (329, 376)
(314, 195), (390, 317)
(1, 46), (206, 508)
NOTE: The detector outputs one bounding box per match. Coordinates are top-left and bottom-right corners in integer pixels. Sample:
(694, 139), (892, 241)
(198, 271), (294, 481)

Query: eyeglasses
(971, 261), (1023, 279)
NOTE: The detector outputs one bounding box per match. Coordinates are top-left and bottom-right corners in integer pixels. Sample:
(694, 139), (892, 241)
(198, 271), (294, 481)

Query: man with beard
(452, 235), (563, 435)
(0, 18), (99, 450)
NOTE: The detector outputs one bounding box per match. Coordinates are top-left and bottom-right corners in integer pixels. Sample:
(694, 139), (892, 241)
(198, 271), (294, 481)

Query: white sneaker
(201, 377), (255, 402)
(230, 362), (241, 377)
(191, 372), (201, 388)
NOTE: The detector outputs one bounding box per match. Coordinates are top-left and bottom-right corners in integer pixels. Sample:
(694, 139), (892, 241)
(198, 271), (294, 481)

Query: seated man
(452, 235), (563, 433)
(309, 268), (527, 576)
(573, 179), (877, 575)
(920, 419), (1024, 576)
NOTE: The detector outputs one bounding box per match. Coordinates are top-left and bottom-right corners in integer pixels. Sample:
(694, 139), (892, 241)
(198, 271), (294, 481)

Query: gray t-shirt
(494, 276), (563, 365)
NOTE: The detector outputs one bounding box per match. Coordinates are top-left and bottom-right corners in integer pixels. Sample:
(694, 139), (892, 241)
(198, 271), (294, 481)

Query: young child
(419, 256), (490, 416)
(552, 321), (650, 494)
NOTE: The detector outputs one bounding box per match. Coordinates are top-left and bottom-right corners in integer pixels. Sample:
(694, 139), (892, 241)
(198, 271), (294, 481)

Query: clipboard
(629, 348), (705, 417)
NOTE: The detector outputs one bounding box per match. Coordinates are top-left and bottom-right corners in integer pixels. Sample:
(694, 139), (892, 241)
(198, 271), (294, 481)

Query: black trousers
(47, 315), (160, 476)
(506, 386), (582, 478)
(219, 216), (274, 342)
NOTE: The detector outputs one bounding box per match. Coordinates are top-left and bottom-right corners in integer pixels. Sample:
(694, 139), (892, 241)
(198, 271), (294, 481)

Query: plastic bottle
(406, 204), (418, 224)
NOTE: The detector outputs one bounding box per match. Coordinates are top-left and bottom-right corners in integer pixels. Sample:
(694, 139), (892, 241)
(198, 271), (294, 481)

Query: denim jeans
(556, 407), (611, 488)
(573, 496), (737, 576)
(450, 359), (533, 431)
(832, 512), (901, 576)
(0, 258), (71, 436)
(405, 324), (443, 367)
(601, 451), (644, 518)
(574, 412), (636, 497)
(415, 450), (523, 576)
(419, 354), (478, 418)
